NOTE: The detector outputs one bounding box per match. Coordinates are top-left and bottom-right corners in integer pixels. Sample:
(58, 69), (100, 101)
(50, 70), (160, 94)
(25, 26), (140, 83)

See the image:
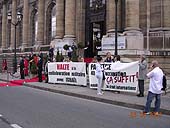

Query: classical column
(107, 0), (122, 34)
(125, 0), (143, 50)
(163, 0), (170, 28)
(75, 0), (86, 44)
(106, 0), (115, 33)
(125, 0), (140, 31)
(10, 0), (17, 48)
(36, 0), (45, 45)
(2, 3), (7, 49)
(55, 0), (64, 39)
(64, 0), (76, 42)
(146, 0), (150, 50)
(22, 0), (29, 47)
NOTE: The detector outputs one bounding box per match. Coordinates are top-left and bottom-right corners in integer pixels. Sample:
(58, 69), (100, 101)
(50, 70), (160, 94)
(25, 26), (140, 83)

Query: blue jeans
(144, 91), (161, 112)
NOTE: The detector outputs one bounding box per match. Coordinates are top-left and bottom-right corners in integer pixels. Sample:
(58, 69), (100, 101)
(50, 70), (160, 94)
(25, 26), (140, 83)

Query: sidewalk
(0, 73), (170, 115)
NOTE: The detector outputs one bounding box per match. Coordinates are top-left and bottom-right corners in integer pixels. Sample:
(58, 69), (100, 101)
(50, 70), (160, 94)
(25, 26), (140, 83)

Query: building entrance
(85, 0), (106, 58)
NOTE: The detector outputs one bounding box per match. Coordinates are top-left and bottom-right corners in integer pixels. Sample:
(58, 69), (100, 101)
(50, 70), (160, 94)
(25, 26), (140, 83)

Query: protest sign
(89, 62), (139, 92)
(48, 62), (87, 86)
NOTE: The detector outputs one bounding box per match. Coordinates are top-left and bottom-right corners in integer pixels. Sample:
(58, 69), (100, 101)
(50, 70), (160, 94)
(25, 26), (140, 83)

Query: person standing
(104, 52), (113, 62)
(19, 56), (25, 79)
(113, 55), (121, 63)
(2, 59), (7, 72)
(24, 56), (29, 76)
(44, 58), (51, 83)
(113, 55), (121, 93)
(143, 60), (163, 115)
(49, 47), (54, 61)
(95, 56), (104, 95)
(37, 55), (43, 82)
(137, 55), (147, 97)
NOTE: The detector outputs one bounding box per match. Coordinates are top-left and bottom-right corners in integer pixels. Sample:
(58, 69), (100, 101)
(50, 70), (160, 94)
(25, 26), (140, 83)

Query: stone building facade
(0, 0), (170, 57)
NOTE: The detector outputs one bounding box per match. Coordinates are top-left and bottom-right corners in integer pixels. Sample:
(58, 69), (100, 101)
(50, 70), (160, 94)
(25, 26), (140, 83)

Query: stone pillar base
(0, 48), (3, 53)
(50, 35), (76, 56)
(20, 46), (25, 52)
(124, 30), (144, 49)
(22, 43), (28, 48)
(50, 38), (68, 56)
(107, 29), (115, 34)
(33, 44), (41, 52)
(63, 35), (76, 46)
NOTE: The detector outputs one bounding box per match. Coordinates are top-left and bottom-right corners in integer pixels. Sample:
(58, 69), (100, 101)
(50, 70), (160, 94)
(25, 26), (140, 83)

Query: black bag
(162, 75), (167, 91)
(102, 71), (105, 80)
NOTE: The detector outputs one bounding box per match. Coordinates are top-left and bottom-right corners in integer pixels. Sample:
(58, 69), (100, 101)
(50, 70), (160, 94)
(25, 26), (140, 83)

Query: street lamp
(115, 0), (118, 56)
(8, 12), (23, 73)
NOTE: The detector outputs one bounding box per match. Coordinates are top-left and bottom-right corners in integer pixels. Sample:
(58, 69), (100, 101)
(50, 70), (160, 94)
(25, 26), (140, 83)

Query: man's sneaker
(143, 111), (150, 115)
(114, 91), (120, 94)
(153, 112), (160, 116)
(137, 94), (144, 97)
(97, 92), (103, 95)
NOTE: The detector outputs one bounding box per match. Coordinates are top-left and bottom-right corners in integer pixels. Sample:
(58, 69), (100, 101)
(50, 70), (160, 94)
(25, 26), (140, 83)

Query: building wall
(0, 0), (170, 54)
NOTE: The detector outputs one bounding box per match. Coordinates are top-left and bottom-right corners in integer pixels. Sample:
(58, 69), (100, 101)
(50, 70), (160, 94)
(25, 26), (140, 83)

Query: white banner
(48, 62), (87, 86)
(89, 61), (139, 92)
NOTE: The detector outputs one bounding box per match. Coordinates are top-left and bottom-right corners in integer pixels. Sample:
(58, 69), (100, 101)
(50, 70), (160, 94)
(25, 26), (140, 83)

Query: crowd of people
(16, 49), (85, 83)
(18, 52), (44, 82)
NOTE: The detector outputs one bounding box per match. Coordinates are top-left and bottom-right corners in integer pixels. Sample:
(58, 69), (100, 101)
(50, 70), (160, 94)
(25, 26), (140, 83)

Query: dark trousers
(45, 74), (48, 83)
(38, 70), (42, 82)
(138, 80), (144, 95)
(20, 70), (25, 79)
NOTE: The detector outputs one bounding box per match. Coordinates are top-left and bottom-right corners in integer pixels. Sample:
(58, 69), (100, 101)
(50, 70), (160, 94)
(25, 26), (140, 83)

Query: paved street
(0, 86), (169, 128)
(0, 120), (11, 128)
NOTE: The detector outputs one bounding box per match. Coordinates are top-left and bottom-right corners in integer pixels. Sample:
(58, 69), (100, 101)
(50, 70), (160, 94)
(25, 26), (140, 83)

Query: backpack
(162, 75), (167, 91)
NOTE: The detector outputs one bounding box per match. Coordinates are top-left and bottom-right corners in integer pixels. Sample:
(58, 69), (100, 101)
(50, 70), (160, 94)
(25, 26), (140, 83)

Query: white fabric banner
(89, 61), (139, 92)
(48, 62), (87, 86)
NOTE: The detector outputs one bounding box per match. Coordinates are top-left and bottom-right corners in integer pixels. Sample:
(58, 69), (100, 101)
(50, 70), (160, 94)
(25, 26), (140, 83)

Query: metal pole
(115, 0), (118, 56)
(14, 24), (17, 73)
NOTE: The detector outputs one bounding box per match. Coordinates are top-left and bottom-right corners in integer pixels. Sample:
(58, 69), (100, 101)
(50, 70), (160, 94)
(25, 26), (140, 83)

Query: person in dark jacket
(37, 55), (43, 82)
(19, 56), (25, 79)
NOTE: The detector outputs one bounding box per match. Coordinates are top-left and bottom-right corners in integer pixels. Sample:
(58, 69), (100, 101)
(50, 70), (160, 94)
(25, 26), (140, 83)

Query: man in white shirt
(143, 60), (163, 115)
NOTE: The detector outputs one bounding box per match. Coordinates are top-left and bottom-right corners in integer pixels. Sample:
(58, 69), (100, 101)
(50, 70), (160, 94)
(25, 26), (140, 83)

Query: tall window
(31, 10), (38, 46)
(46, 3), (56, 44)
(35, 12), (38, 42)
(51, 5), (56, 39)
(0, 22), (2, 47)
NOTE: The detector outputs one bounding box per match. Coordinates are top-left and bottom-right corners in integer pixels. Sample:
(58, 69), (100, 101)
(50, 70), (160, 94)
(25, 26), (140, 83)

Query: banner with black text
(48, 62), (87, 86)
(89, 62), (139, 92)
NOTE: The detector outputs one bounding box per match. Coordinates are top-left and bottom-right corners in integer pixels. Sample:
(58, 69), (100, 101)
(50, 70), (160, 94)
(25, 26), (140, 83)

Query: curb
(0, 79), (24, 85)
(23, 83), (170, 116)
(0, 79), (9, 82)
